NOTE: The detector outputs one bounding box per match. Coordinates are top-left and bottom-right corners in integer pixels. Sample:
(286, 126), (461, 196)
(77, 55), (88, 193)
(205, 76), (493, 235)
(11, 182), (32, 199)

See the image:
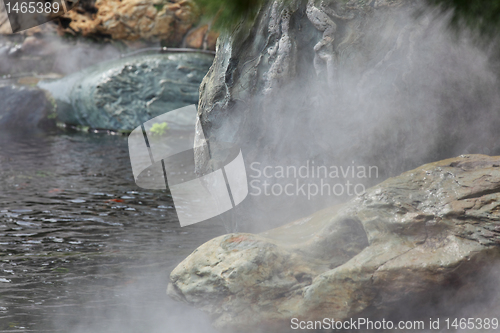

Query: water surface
(0, 129), (224, 332)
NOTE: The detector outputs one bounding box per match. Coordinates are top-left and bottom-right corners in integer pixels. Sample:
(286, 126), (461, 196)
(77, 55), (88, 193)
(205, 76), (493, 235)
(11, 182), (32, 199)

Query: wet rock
(38, 52), (214, 130)
(0, 85), (56, 130)
(168, 154), (500, 332)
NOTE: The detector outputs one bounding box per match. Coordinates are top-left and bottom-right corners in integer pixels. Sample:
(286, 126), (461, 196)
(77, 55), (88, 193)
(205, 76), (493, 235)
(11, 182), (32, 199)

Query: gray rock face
(168, 155), (500, 332)
(0, 85), (56, 131)
(195, 0), (500, 232)
(39, 53), (214, 131)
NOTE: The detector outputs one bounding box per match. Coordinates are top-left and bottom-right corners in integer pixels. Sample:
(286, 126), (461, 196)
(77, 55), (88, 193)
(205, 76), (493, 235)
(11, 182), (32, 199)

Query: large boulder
(38, 52), (214, 131)
(168, 154), (500, 332)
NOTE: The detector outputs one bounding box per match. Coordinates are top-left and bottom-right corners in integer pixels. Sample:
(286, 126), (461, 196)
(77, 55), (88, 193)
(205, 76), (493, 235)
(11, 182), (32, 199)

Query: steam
(204, 2), (500, 233)
(379, 262), (500, 331)
(47, 222), (222, 333)
(194, 1), (500, 329)
(0, 31), (131, 77)
(0, 23), (219, 333)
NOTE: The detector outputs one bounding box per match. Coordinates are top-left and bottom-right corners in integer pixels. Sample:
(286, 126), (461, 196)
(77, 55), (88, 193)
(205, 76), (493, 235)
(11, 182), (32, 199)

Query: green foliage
(192, 0), (266, 31)
(153, 3), (164, 12)
(150, 122), (169, 136)
(425, 0), (500, 38)
(193, 0), (500, 37)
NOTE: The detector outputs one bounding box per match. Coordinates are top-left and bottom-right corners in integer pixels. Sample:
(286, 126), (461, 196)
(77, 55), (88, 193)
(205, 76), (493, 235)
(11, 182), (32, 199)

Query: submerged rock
(38, 52), (214, 131)
(168, 155), (500, 332)
(0, 85), (56, 130)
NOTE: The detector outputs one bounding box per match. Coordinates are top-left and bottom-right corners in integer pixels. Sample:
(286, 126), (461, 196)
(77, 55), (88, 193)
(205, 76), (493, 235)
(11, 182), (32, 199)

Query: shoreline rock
(38, 52), (214, 131)
(168, 154), (500, 332)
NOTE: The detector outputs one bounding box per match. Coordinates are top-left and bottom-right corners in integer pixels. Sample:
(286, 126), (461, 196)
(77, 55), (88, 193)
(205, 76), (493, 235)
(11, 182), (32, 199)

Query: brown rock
(185, 25), (207, 49)
(59, 0), (197, 43)
(185, 24), (219, 50)
(205, 30), (218, 51)
(62, 11), (98, 36)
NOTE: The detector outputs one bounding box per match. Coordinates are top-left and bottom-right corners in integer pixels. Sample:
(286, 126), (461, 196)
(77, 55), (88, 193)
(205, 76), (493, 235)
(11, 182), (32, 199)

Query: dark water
(0, 129), (224, 332)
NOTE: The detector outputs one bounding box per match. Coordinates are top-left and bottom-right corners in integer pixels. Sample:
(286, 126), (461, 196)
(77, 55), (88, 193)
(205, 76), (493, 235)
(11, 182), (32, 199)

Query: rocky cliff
(195, 0), (500, 232)
(168, 154), (500, 332)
